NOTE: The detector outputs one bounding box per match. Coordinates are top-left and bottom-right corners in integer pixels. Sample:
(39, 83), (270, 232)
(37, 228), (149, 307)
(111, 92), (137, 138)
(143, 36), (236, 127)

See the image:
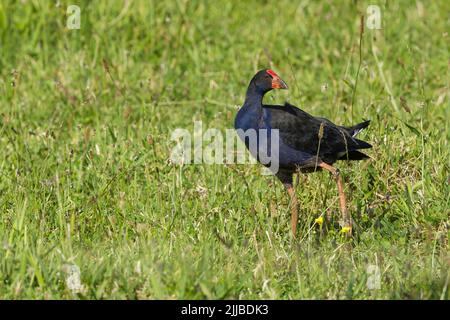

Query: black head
(249, 69), (288, 94)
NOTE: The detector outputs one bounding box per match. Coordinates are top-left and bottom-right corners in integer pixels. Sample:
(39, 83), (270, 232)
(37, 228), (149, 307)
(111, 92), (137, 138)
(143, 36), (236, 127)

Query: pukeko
(234, 69), (372, 237)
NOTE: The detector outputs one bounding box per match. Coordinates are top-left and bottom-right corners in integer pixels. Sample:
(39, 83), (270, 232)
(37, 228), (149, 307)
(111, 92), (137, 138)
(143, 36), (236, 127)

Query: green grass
(0, 0), (449, 299)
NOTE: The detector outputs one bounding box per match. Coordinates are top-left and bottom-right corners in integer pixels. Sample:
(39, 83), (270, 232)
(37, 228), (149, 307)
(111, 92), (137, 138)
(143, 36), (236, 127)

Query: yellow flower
(315, 216), (324, 226)
(340, 226), (351, 234)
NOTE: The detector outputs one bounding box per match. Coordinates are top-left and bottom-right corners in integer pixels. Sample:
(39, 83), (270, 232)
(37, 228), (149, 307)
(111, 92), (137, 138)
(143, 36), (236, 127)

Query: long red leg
(318, 162), (352, 235)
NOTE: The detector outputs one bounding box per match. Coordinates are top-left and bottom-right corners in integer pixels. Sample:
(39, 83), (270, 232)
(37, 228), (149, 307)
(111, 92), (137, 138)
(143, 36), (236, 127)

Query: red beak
(267, 69), (288, 89)
(272, 76), (288, 89)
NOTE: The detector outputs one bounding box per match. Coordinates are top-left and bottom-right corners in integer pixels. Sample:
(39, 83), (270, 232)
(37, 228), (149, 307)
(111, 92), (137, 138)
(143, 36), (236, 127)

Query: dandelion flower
(315, 216), (324, 226)
(340, 226), (351, 234)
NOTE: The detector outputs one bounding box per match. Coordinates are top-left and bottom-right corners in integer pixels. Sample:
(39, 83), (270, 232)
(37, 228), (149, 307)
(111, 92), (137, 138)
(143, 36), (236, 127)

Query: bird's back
(262, 103), (372, 165)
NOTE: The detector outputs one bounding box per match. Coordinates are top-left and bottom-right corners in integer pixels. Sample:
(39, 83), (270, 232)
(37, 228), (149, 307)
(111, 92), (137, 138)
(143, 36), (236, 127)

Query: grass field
(0, 0), (448, 299)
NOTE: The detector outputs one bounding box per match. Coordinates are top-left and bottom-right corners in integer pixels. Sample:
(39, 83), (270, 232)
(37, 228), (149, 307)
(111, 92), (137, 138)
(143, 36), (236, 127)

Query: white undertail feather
(352, 128), (363, 137)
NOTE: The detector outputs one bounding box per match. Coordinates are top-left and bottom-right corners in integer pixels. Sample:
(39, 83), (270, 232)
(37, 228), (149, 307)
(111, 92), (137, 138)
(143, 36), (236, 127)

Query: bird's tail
(338, 150), (370, 160)
(347, 120), (371, 137)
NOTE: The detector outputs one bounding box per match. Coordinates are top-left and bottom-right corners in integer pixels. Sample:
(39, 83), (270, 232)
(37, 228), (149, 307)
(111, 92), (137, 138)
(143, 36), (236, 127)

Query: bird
(234, 69), (372, 238)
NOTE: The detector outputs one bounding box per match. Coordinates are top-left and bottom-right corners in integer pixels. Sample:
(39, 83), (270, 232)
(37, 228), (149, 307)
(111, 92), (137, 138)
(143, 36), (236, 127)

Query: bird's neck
(235, 85), (266, 131)
(244, 83), (266, 110)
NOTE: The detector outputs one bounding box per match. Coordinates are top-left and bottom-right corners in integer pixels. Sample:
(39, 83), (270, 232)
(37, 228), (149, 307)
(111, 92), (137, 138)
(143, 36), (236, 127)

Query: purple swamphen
(234, 69), (372, 237)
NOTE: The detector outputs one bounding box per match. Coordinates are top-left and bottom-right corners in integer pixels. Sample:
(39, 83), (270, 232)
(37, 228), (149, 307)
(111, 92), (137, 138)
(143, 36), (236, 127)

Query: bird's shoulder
(262, 102), (326, 133)
(263, 102), (314, 121)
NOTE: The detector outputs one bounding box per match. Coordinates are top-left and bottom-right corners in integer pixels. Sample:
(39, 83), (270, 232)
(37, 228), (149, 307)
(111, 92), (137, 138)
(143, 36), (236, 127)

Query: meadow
(0, 0), (448, 299)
